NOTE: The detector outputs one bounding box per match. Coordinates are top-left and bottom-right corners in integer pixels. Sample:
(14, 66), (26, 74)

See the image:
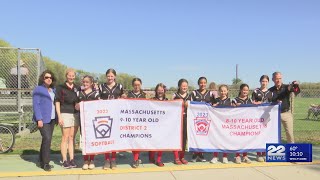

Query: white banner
(80, 99), (183, 155)
(187, 102), (280, 153)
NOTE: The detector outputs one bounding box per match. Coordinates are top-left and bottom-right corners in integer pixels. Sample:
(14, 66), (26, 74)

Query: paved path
(1, 146), (320, 179)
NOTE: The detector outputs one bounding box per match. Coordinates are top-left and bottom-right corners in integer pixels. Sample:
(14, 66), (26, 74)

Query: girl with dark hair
(99, 68), (126, 170)
(252, 75), (273, 162)
(149, 83), (167, 167)
(252, 75), (273, 104)
(33, 70), (57, 171)
(190, 76), (216, 163)
(232, 84), (253, 106)
(232, 83), (253, 164)
(127, 78), (146, 99)
(171, 79), (190, 165)
(127, 78), (146, 168)
(99, 68), (125, 100)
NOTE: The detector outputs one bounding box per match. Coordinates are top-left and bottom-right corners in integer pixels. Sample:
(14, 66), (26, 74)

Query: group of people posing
(32, 68), (300, 171)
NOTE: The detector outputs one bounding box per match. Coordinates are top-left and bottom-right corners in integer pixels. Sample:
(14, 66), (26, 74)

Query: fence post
(37, 49), (41, 79)
(290, 92), (295, 114)
(17, 49), (22, 133)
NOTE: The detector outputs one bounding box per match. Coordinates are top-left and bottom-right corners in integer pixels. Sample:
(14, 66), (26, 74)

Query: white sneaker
(103, 160), (110, 170)
(235, 156), (241, 164)
(191, 154), (198, 163)
(198, 153), (207, 162)
(243, 156), (252, 164)
(222, 157), (229, 164)
(82, 160), (89, 170)
(88, 160), (95, 170)
(257, 155), (264, 162)
(210, 157), (218, 164)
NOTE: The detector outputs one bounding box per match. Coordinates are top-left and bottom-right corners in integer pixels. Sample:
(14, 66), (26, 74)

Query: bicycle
(0, 124), (15, 153)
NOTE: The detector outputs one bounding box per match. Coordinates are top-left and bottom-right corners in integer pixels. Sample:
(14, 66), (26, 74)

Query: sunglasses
(44, 76), (52, 80)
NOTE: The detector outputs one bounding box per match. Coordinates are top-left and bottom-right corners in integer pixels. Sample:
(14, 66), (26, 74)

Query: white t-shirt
(49, 90), (55, 119)
(10, 67), (29, 75)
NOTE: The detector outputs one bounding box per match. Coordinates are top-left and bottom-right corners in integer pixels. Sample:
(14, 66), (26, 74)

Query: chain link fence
(0, 47), (45, 134)
(290, 89), (320, 144)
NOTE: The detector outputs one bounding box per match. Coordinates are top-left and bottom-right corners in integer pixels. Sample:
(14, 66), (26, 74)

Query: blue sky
(1, 0), (320, 88)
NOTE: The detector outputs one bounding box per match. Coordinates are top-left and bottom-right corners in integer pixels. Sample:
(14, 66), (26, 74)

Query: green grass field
(288, 97), (320, 144)
(12, 126), (82, 155)
(2, 97), (320, 155)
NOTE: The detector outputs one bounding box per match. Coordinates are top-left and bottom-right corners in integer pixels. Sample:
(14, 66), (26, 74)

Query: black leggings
(39, 120), (55, 165)
(182, 115), (187, 150)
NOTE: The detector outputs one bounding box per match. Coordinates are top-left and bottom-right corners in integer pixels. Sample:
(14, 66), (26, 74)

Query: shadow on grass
(296, 118), (320, 121)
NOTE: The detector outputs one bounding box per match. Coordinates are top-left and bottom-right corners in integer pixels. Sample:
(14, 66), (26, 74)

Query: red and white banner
(187, 102), (280, 153)
(80, 99), (183, 155)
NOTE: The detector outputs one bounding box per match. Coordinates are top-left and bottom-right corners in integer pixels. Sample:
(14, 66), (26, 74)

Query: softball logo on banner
(80, 99), (183, 155)
(187, 102), (281, 153)
(92, 116), (113, 139)
(194, 116), (211, 136)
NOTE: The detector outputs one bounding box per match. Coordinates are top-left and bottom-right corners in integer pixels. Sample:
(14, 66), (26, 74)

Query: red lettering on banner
(91, 140), (115, 147)
(225, 118), (265, 123)
(120, 125), (147, 130)
(229, 131), (261, 136)
(222, 117), (268, 137)
(96, 109), (109, 114)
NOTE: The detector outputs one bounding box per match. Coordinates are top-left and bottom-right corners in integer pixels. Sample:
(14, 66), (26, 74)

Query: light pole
(236, 64), (239, 84)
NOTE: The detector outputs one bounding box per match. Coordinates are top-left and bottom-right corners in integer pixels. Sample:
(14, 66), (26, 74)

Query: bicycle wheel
(0, 125), (15, 153)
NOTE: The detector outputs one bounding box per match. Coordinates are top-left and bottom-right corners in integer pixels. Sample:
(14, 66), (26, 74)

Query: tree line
(1, 38), (320, 91)
(0, 39), (137, 90)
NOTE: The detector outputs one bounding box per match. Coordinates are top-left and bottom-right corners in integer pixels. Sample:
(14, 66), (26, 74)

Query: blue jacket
(32, 85), (57, 123)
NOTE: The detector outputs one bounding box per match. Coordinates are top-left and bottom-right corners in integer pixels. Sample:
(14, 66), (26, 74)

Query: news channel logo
(266, 143), (312, 162)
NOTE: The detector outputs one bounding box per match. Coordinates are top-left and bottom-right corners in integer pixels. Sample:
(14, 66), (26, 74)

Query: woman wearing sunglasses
(32, 70), (57, 171)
